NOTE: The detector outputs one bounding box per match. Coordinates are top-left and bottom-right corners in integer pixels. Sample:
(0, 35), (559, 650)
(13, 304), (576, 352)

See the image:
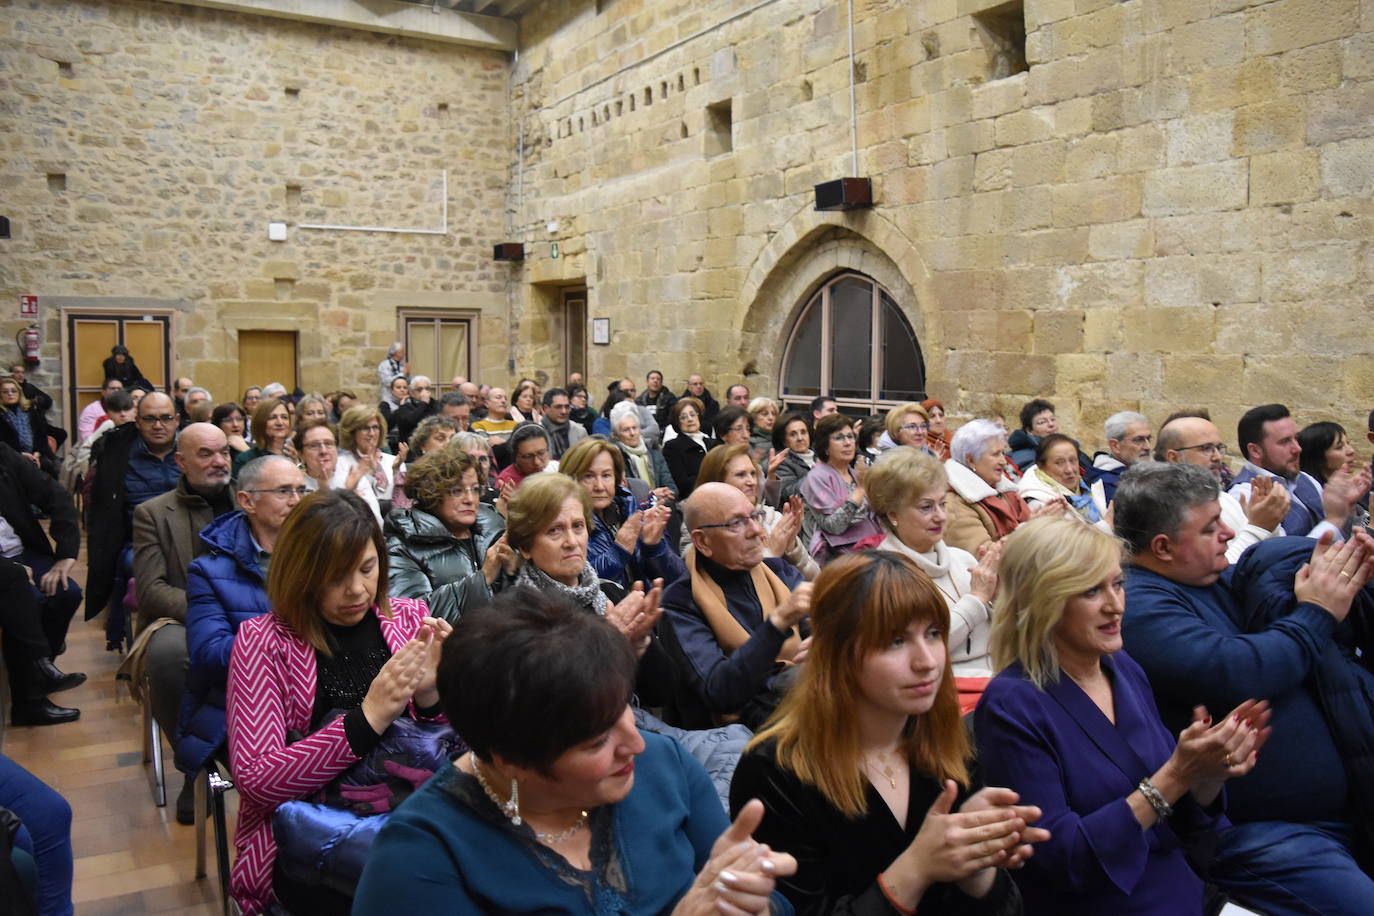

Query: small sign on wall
(592, 317), (610, 345)
(19, 295), (37, 319)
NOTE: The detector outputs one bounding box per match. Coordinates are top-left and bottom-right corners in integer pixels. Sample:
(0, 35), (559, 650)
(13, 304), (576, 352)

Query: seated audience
(130, 422), (236, 820)
(608, 401), (677, 498)
(732, 551), (1043, 915)
(725, 384), (751, 409)
(539, 387), (586, 459)
(560, 437), (684, 590)
(801, 413), (881, 562)
(976, 515), (1270, 916)
(857, 414), (884, 461)
(212, 402), (250, 456)
(1007, 398), (1057, 471)
(663, 482), (810, 728)
(78, 378), (123, 443)
(386, 449), (509, 623)
(61, 388), (133, 493)
(387, 376), (435, 448)
(1117, 461), (1374, 915)
(436, 390), (472, 431)
(636, 368), (678, 431)
(452, 431), (500, 505)
(178, 455), (303, 784)
(1017, 433), (1108, 529)
(876, 401), (931, 454)
(232, 397), (294, 476)
(567, 384), (596, 435)
(867, 448), (999, 711)
(696, 444), (816, 580)
(810, 395), (838, 423)
(1299, 420), (1370, 530)
(746, 397), (778, 462)
(225, 489), (450, 915)
(681, 374), (721, 425)
(496, 423), (553, 492)
(1084, 411), (1152, 504)
(325, 389), (357, 424)
(769, 412), (814, 506)
(354, 589), (794, 914)
(0, 753), (73, 916)
(293, 393), (329, 427)
(0, 377), (57, 477)
(378, 375), (409, 430)
(661, 396), (717, 498)
(944, 418), (1035, 556)
(295, 420), (341, 494)
(1155, 414), (1288, 563)
(390, 414), (460, 510)
(711, 406), (752, 450)
(471, 386), (516, 445)
(86, 391), (180, 647)
(1229, 403), (1367, 539)
(510, 381), (541, 424)
(921, 398), (951, 460)
(332, 404), (396, 523)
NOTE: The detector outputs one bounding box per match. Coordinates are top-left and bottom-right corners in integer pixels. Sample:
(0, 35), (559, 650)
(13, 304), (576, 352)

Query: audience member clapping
(768, 411), (814, 506)
(943, 418), (1037, 556)
(696, 443), (816, 579)
(608, 400), (677, 498)
(333, 404), (396, 523)
(1017, 433), (1108, 529)
(800, 413), (881, 562)
(661, 397), (717, 498)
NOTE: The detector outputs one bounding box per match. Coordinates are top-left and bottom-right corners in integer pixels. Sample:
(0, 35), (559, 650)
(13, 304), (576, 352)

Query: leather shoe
(11, 698), (80, 726)
(175, 776), (199, 825)
(26, 658), (86, 700)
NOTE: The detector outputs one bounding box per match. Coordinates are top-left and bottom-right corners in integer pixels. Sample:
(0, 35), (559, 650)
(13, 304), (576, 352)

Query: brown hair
(559, 436), (625, 489)
(338, 404), (386, 452)
(751, 551), (970, 816)
(504, 473), (594, 556)
(695, 442), (755, 492)
(670, 396), (705, 431)
(812, 412), (855, 463)
(291, 419), (337, 455)
(250, 397), (290, 449)
(267, 489), (390, 655)
(404, 448), (481, 515)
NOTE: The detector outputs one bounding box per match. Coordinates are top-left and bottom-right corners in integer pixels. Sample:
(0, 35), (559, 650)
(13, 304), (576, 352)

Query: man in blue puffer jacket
(176, 456), (303, 778)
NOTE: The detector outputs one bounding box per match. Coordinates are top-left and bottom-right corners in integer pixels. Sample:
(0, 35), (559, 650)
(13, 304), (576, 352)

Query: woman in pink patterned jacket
(225, 488), (451, 915)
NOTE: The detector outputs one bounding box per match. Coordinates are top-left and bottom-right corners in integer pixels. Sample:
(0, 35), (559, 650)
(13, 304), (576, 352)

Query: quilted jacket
(383, 504), (505, 623)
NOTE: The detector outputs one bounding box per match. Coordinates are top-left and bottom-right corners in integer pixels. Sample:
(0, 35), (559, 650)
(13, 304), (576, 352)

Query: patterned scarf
(514, 560), (608, 615)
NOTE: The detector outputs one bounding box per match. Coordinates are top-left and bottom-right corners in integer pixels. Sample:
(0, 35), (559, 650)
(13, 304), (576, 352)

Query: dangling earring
(505, 779), (521, 826)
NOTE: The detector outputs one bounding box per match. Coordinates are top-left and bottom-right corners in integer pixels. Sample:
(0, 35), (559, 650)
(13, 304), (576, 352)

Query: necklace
(469, 755), (589, 845)
(868, 749), (900, 790)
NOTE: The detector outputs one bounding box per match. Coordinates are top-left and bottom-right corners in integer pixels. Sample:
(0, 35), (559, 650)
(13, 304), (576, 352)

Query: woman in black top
(660, 396), (718, 498)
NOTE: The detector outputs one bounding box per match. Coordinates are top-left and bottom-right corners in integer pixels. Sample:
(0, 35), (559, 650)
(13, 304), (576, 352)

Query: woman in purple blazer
(973, 516), (1270, 916)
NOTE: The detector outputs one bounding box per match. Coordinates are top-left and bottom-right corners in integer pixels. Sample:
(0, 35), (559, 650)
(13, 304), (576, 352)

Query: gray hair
(410, 374), (432, 387)
(261, 382), (287, 399)
(452, 431), (492, 456)
(1104, 411), (1149, 443)
(746, 397), (778, 418)
(387, 341), (404, 357)
(237, 454), (296, 494)
(186, 386), (211, 400)
(950, 418), (1006, 466)
(409, 415), (459, 456)
(1113, 461), (1219, 555)
(608, 400), (639, 433)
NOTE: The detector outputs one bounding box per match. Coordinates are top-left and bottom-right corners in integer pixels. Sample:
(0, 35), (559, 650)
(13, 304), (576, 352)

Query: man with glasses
(1156, 413), (1288, 563)
(662, 482), (811, 728)
(539, 388), (586, 459)
(177, 455), (304, 816)
(85, 392), (181, 647)
(391, 374), (439, 448)
(128, 422), (237, 820)
(496, 424), (553, 491)
(1085, 411), (1153, 504)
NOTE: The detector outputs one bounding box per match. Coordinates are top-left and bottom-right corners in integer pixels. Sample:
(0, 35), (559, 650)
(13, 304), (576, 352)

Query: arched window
(780, 272), (925, 414)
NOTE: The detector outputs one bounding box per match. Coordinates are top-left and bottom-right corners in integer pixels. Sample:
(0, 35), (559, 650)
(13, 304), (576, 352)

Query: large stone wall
(0, 0), (510, 415)
(507, 0), (1373, 448)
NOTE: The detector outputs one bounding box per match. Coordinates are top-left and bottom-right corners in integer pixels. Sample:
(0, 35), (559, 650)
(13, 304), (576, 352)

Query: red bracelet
(877, 873), (917, 915)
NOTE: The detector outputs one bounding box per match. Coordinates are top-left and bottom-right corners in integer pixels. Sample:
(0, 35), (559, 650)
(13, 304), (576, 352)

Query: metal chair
(194, 756), (235, 916)
(140, 679), (167, 807)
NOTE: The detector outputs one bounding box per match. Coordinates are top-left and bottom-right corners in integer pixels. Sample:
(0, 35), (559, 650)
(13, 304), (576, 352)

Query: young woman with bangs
(729, 551), (1046, 915)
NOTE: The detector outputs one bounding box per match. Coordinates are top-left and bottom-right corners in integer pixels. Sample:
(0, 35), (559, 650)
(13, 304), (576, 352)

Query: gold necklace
(868, 750), (899, 790)
(469, 755), (589, 845)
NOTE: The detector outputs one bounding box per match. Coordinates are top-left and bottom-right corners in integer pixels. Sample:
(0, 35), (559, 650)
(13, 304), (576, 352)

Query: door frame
(62, 306), (177, 427)
(396, 308), (481, 389)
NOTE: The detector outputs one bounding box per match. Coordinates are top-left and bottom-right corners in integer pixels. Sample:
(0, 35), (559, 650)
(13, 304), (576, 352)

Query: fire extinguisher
(16, 325), (39, 366)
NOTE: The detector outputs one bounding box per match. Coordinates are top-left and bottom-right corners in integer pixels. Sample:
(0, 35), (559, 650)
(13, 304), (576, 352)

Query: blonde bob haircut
(337, 404), (387, 452)
(866, 448), (947, 533)
(504, 472), (595, 557)
(989, 515), (1123, 689)
(559, 436), (626, 489)
(883, 402), (930, 441)
(0, 378), (31, 412)
(694, 442), (755, 492)
(750, 551), (970, 817)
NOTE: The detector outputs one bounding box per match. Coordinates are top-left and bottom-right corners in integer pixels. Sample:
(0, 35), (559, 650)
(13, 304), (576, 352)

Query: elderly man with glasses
(85, 392), (182, 647)
(661, 482), (811, 729)
(128, 421), (237, 820)
(1084, 410), (1154, 504)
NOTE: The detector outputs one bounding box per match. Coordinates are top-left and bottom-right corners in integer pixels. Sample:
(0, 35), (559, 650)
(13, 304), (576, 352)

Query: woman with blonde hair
(974, 516), (1269, 915)
(233, 397), (294, 476)
(746, 396), (779, 462)
(0, 375), (57, 474)
(695, 443), (817, 580)
(333, 404), (398, 523)
(730, 551), (1043, 914)
(867, 448), (999, 712)
(878, 401), (933, 455)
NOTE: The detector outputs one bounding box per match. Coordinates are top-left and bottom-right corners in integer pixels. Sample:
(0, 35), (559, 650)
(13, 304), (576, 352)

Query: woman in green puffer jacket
(384, 448), (514, 623)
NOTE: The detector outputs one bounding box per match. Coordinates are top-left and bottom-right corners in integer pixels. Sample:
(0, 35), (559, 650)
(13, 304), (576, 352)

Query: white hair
(1104, 411), (1149, 442)
(950, 418), (1006, 466)
(387, 341), (404, 357)
(410, 374), (431, 386)
(261, 382), (287, 399)
(609, 400), (639, 433)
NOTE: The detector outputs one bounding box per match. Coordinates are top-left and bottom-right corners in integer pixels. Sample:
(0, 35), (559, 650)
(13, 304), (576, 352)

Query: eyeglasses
(1124, 435), (1153, 446)
(677, 410), (699, 420)
(448, 484), (484, 498)
(139, 414), (177, 425)
(694, 510), (767, 533)
(360, 424), (381, 433)
(1176, 442), (1228, 456)
(246, 486), (310, 498)
(412, 385), (432, 392)
(301, 440), (336, 451)
(900, 423), (930, 433)
(830, 432), (858, 442)
(518, 448), (550, 461)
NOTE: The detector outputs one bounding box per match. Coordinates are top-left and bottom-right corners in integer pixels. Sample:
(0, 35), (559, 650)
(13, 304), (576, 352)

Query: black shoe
(26, 658), (86, 700)
(175, 775), (198, 825)
(11, 698), (80, 726)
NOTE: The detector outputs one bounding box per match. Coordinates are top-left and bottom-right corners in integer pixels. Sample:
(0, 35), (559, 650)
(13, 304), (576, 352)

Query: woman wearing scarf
(800, 413), (882, 563)
(769, 411), (815, 506)
(0, 376), (57, 475)
(1017, 433), (1109, 532)
(608, 401), (677, 498)
(944, 418), (1037, 556)
(921, 397), (952, 461)
(661, 396), (717, 498)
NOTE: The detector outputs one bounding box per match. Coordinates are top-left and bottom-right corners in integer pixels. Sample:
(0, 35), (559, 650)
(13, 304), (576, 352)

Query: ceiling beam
(150, 0), (517, 51)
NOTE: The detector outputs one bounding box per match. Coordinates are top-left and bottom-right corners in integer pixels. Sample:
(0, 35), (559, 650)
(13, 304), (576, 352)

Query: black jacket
(0, 405), (57, 475)
(677, 387), (719, 424)
(390, 399), (438, 451)
(0, 442), (78, 560)
(83, 422), (141, 619)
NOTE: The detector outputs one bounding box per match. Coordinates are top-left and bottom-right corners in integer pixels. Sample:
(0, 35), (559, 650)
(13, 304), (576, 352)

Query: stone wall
(0, 0), (510, 418)
(507, 0), (1373, 449)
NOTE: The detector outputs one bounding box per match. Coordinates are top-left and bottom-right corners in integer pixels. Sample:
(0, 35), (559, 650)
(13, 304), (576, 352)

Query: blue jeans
(0, 754), (73, 916)
(1212, 819), (1374, 916)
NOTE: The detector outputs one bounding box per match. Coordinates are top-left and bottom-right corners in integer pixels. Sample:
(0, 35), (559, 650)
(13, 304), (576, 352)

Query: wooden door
(402, 313), (474, 389)
(238, 331), (298, 398)
(67, 313), (171, 420)
(562, 289), (587, 384)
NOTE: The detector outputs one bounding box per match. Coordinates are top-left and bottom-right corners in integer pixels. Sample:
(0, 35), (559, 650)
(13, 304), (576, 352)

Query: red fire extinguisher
(17, 325), (40, 366)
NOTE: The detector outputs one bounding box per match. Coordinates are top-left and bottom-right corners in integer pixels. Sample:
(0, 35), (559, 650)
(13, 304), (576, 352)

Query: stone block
(1010, 140), (1066, 188)
(1170, 14), (1246, 74)
(1162, 354), (1245, 403)
(1083, 309), (1125, 350)
(1240, 356), (1334, 408)
(892, 97), (932, 138)
(1003, 267), (1061, 311)
(1033, 309), (1084, 353)
(1166, 111), (1235, 166)
(1058, 260), (1144, 309)
(1245, 0), (1359, 56)
(1105, 353), (1164, 400)
(1006, 228), (1089, 266)
(971, 74), (1026, 121)
(1140, 0), (1212, 32)
(1024, 0), (1078, 30)
(1306, 83), (1374, 144)
(1289, 298), (1374, 356)
(1320, 138), (1374, 197)
(973, 148), (1014, 191)
(1250, 149), (1321, 206)
(1051, 175), (1143, 227)
(1153, 209), (1267, 255)
(1124, 306), (1215, 353)
(1263, 244), (1360, 300)
(1186, 58), (1278, 113)
(1088, 219), (1153, 260)
(1116, 125), (1166, 171)
(1055, 353), (1108, 390)
(946, 119), (996, 156)
(1278, 43), (1342, 93)
(1232, 99), (1305, 155)
(990, 352), (1057, 395)
(1343, 32), (1374, 80)
(1142, 161), (1248, 216)
(1065, 134), (1119, 180)
(994, 108), (1056, 147)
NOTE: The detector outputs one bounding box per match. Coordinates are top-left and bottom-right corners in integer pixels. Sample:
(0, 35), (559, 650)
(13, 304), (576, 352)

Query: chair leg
(144, 694), (166, 807)
(194, 768), (208, 879)
(210, 770), (233, 915)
